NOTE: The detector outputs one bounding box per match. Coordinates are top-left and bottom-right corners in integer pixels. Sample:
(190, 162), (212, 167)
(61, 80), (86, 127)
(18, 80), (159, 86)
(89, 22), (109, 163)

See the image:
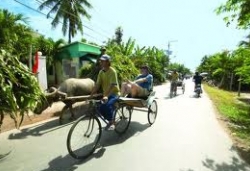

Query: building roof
(55, 41), (101, 59)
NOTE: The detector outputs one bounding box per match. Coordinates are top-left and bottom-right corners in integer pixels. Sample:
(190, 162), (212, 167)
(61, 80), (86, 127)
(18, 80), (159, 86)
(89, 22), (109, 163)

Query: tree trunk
(218, 73), (226, 88)
(229, 73), (234, 91)
(54, 62), (58, 85)
(68, 29), (71, 44)
(238, 76), (242, 97)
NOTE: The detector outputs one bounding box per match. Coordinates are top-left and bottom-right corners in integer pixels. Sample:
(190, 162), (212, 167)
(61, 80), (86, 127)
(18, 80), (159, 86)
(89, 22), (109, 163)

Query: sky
(1, 0), (249, 71)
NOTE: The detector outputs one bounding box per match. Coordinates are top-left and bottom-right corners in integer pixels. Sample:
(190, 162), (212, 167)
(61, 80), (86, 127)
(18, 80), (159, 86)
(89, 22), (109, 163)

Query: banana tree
(0, 50), (45, 131)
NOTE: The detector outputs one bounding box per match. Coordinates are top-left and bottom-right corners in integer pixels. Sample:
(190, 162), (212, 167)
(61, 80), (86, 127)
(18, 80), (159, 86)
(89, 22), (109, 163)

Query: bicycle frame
(87, 99), (109, 125)
(87, 98), (132, 126)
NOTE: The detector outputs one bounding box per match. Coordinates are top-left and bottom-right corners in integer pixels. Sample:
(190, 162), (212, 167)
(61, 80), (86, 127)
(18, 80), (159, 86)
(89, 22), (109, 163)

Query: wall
(37, 55), (48, 90)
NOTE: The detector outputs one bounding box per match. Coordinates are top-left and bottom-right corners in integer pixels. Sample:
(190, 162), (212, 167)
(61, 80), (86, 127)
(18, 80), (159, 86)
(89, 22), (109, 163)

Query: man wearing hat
(86, 46), (107, 80)
(120, 65), (153, 98)
(91, 54), (120, 129)
(100, 46), (106, 55)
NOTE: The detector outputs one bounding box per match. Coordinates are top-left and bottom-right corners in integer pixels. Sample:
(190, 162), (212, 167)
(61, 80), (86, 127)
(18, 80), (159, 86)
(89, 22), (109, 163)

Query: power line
(92, 7), (118, 30)
(13, 0), (105, 43)
(82, 18), (113, 37)
(13, 0), (95, 40)
(37, 0), (116, 37)
(34, 0), (110, 39)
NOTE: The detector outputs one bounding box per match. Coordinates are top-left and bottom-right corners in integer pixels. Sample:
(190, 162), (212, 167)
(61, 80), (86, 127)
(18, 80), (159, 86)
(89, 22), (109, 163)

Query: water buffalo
(34, 78), (95, 124)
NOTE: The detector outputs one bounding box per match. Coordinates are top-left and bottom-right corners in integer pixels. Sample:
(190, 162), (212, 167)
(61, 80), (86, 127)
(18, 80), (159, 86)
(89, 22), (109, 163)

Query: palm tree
(0, 9), (29, 50)
(115, 26), (123, 45)
(38, 0), (92, 43)
(34, 36), (65, 85)
(239, 34), (250, 48)
(0, 9), (35, 65)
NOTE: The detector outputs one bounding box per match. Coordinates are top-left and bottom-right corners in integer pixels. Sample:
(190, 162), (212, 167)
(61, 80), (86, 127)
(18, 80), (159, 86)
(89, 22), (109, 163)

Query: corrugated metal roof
(56, 41), (101, 59)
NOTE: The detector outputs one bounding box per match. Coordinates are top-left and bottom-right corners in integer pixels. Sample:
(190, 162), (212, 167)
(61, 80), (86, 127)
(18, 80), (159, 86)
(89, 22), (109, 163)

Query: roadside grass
(203, 84), (250, 147)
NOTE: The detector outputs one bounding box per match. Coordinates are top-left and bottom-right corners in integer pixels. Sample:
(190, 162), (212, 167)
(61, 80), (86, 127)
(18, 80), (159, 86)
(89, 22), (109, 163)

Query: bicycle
(66, 92), (158, 160)
(66, 96), (133, 159)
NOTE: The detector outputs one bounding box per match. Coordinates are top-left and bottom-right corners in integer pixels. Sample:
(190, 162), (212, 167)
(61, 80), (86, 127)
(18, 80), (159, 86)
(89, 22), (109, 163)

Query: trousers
(99, 94), (119, 121)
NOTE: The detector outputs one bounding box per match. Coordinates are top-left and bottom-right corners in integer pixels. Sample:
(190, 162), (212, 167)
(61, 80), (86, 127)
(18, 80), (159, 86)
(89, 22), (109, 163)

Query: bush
(0, 49), (45, 129)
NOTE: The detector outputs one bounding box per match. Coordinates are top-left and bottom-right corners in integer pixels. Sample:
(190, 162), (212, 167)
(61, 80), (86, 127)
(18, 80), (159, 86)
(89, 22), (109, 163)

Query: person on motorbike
(170, 69), (179, 94)
(193, 72), (203, 93)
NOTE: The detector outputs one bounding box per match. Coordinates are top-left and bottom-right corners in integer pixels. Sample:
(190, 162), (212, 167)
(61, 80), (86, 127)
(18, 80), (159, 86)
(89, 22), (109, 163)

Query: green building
(48, 41), (101, 86)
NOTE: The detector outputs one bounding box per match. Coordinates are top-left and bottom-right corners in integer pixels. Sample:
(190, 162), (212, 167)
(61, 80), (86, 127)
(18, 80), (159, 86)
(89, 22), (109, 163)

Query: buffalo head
(33, 87), (59, 114)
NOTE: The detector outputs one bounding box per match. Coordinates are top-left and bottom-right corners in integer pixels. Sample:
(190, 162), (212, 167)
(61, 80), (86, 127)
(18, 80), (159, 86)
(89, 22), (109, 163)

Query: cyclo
(65, 91), (158, 159)
(170, 81), (177, 98)
(170, 79), (185, 98)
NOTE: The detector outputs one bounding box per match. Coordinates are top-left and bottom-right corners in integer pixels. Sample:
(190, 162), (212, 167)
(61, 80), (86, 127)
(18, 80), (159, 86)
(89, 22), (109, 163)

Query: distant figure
(87, 46), (107, 81)
(193, 72), (203, 92)
(170, 69), (179, 93)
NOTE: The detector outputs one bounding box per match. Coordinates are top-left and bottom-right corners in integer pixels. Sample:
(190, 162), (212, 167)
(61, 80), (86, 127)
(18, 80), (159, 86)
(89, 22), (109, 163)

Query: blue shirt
(135, 74), (153, 91)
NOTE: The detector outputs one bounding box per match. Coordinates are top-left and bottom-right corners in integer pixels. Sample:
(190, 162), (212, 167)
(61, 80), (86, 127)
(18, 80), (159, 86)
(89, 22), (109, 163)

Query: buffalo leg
(59, 105), (69, 124)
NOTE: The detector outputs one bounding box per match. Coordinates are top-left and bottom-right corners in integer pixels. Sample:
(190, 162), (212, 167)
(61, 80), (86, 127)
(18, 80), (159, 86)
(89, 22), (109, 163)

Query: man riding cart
(169, 70), (185, 97)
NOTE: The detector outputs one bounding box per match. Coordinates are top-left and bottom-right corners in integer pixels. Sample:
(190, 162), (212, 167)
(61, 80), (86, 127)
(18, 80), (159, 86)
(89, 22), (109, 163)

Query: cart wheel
(148, 100), (158, 125)
(114, 105), (132, 134)
(67, 115), (102, 159)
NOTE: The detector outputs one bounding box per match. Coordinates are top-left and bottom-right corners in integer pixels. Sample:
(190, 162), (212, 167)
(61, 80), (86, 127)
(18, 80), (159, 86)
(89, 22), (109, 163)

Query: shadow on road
(39, 121), (149, 170)
(0, 150), (12, 161)
(100, 121), (149, 147)
(155, 93), (184, 100)
(40, 147), (106, 171)
(189, 94), (202, 98)
(8, 118), (73, 140)
(202, 155), (250, 171)
(179, 152), (250, 171)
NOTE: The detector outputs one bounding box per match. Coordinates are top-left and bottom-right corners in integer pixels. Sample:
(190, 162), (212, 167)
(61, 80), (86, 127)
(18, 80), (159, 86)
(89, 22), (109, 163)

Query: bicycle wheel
(174, 85), (177, 96)
(114, 105), (132, 134)
(67, 115), (102, 159)
(148, 100), (158, 125)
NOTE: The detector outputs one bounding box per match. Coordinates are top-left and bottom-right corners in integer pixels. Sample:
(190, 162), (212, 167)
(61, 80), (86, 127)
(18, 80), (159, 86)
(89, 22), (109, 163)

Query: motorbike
(195, 84), (202, 98)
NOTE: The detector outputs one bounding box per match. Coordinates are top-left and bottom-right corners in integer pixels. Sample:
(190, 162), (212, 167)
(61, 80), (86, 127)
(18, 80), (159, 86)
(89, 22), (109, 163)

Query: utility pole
(29, 45), (32, 71)
(167, 40), (178, 56)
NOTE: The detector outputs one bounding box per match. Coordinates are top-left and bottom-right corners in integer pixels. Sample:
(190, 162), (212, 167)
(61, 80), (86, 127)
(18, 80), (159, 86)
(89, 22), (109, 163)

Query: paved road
(0, 79), (250, 171)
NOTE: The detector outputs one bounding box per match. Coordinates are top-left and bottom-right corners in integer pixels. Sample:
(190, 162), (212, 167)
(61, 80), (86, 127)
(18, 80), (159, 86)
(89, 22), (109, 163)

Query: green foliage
(81, 27), (190, 86)
(79, 63), (93, 77)
(197, 46), (250, 89)
(197, 51), (235, 88)
(233, 46), (250, 84)
(204, 84), (250, 145)
(216, 0), (250, 29)
(111, 53), (139, 82)
(0, 49), (45, 129)
(167, 63), (191, 76)
(34, 37), (66, 69)
(0, 9), (34, 63)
